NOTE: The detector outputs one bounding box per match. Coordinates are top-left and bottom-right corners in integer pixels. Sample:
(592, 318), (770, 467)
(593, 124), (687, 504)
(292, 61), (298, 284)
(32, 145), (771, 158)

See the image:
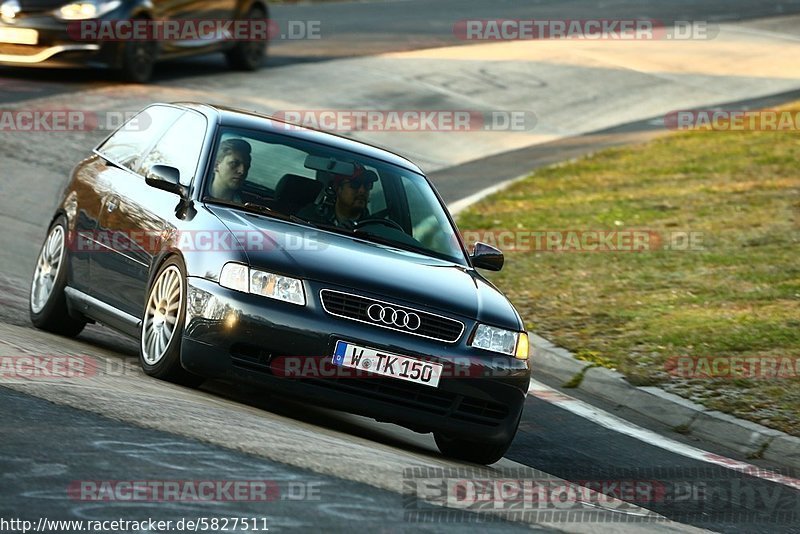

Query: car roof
(171, 102), (425, 176)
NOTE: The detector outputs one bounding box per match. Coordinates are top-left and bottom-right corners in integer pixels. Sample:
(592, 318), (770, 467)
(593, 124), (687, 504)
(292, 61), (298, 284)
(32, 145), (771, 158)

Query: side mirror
(471, 242), (504, 271)
(145, 165), (184, 197)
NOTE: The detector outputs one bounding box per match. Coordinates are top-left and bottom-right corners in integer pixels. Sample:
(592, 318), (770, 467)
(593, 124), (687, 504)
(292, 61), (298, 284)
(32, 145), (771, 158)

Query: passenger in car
(208, 138), (252, 202)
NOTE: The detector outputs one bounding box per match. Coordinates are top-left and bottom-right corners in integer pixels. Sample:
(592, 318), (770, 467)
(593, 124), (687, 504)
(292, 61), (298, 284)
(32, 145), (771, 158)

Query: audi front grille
(319, 289), (465, 343)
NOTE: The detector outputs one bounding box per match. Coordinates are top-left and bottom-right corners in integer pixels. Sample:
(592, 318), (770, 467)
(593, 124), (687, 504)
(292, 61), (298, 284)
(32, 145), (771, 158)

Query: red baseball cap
(331, 163), (377, 186)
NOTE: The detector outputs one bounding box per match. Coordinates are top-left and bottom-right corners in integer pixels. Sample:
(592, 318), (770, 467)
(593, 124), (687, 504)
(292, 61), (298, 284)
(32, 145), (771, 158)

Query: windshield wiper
(244, 202), (277, 215)
(291, 215), (448, 260)
(298, 218), (358, 237)
(290, 215), (322, 229)
(204, 198), (295, 222)
(353, 232), (436, 258)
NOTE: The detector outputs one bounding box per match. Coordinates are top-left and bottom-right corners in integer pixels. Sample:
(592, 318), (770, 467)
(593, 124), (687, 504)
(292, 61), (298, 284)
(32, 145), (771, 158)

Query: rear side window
(139, 111), (207, 186)
(238, 137), (314, 189)
(97, 106), (183, 172)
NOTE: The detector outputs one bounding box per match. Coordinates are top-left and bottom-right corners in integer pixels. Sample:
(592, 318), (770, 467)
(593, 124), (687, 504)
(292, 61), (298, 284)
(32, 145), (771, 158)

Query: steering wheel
(356, 218), (405, 233)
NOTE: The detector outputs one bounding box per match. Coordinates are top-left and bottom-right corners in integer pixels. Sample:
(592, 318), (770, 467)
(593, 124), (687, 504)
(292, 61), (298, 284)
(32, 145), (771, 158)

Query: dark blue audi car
(29, 102), (531, 464)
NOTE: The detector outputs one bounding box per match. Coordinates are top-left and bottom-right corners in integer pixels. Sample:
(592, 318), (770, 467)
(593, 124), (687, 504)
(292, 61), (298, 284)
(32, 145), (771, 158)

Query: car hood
(208, 206), (522, 330)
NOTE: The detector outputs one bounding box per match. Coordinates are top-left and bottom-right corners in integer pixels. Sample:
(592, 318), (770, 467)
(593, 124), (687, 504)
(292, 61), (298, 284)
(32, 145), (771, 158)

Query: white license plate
(0, 27), (38, 45)
(332, 340), (443, 388)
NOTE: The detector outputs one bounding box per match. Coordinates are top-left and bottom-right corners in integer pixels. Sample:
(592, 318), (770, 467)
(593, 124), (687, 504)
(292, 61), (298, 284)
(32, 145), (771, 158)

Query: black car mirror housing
(145, 164), (185, 198)
(471, 242), (504, 271)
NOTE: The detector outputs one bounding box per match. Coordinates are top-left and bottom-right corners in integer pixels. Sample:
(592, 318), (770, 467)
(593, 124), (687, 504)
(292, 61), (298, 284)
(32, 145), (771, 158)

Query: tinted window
(139, 111), (207, 186)
(97, 106), (183, 172)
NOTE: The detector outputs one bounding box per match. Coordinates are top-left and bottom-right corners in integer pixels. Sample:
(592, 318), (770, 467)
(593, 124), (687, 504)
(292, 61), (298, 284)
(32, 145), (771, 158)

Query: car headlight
(470, 324), (529, 359)
(55, 0), (121, 20)
(219, 262), (306, 306)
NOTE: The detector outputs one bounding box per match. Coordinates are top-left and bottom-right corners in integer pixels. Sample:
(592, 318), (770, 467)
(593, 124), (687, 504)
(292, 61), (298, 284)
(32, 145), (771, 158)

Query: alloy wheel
(141, 265), (183, 364)
(30, 225), (65, 314)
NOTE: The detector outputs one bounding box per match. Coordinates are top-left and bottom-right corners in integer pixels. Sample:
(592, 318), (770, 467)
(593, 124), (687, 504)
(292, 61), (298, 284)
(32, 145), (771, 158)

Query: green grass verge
(457, 103), (800, 436)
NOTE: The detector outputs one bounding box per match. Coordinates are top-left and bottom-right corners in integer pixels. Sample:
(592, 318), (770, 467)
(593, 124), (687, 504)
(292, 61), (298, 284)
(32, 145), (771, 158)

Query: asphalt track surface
(2, 1), (800, 532)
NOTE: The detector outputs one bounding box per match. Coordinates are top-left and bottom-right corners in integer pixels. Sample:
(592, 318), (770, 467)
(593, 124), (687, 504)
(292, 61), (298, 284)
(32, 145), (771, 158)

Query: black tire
(118, 38), (157, 83)
(139, 257), (203, 387)
(434, 410), (521, 465)
(29, 216), (86, 337)
(225, 6), (267, 71)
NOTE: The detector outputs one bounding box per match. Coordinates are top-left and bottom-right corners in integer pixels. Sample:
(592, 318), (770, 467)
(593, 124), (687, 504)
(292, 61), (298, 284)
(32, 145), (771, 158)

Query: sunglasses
(343, 178), (375, 190)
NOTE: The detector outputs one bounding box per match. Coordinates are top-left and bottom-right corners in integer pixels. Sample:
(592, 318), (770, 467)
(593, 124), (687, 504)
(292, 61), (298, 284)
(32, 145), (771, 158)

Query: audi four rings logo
(367, 304), (422, 331)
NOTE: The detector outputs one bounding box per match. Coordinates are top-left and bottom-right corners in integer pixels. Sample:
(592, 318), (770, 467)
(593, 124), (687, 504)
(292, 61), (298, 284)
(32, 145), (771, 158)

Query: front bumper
(181, 277), (530, 444)
(0, 43), (101, 65)
(0, 17), (116, 67)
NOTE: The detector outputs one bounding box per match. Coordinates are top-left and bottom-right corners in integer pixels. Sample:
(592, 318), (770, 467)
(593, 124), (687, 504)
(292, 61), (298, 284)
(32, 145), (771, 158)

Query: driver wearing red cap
(299, 163), (378, 227)
(330, 164), (377, 225)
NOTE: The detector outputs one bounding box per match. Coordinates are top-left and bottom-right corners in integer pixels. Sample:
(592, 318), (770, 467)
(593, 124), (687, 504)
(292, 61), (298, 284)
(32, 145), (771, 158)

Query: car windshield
(202, 126), (467, 265)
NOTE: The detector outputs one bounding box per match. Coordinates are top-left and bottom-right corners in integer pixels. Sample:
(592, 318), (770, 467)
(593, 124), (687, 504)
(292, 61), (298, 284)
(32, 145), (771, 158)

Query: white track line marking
(528, 378), (800, 492)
